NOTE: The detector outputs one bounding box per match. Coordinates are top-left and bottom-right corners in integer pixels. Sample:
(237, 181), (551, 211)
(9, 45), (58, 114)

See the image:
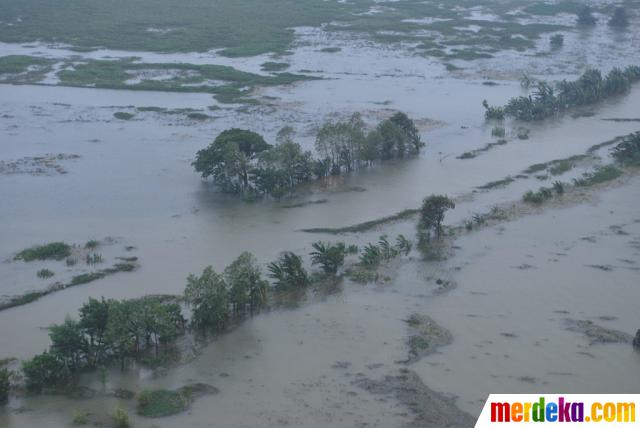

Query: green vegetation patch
(548, 160), (573, 176)
(0, 55), (51, 74)
(37, 268), (55, 279)
(261, 62), (289, 72)
(0, 0), (357, 56)
(136, 384), (218, 418)
(523, 1), (584, 16)
(186, 112), (211, 120)
(15, 242), (71, 262)
(573, 165), (623, 187)
(484, 66), (640, 122)
(137, 389), (189, 417)
(0, 0), (574, 64)
(56, 59), (316, 103)
(610, 132), (640, 166)
(302, 209), (419, 234)
(113, 112), (135, 120)
(477, 176), (514, 190)
(523, 154), (588, 175)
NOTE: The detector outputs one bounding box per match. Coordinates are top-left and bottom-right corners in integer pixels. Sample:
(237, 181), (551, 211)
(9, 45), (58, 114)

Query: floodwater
(1, 11), (640, 428)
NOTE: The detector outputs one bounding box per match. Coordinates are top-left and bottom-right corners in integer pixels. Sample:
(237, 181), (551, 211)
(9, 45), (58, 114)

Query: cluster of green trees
(184, 252), (269, 330)
(18, 244), (361, 391)
(193, 112), (424, 198)
(21, 297), (184, 390)
(483, 66), (640, 121)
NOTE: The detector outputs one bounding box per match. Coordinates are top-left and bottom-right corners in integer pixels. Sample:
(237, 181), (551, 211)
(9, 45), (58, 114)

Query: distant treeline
(483, 66), (640, 121)
(193, 112), (424, 198)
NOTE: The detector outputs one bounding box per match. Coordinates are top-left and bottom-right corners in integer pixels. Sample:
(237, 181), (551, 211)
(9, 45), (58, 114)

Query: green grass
(0, 260), (139, 311)
(0, 0), (573, 65)
(113, 112), (135, 120)
(0, 0), (357, 56)
(137, 106), (167, 113)
(72, 410), (90, 426)
(522, 187), (554, 204)
(57, 59), (316, 102)
(15, 242), (71, 262)
(70, 272), (106, 285)
(573, 165), (623, 187)
(137, 389), (189, 417)
(186, 112), (210, 120)
(456, 139), (508, 160)
(477, 177), (514, 190)
(301, 208), (419, 234)
(261, 62), (289, 72)
(523, 155), (589, 175)
(549, 160), (573, 176)
(0, 55), (51, 74)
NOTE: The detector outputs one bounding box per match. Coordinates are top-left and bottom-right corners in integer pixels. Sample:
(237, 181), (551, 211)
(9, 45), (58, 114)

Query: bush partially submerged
(15, 242), (71, 261)
(112, 407), (130, 428)
(113, 112), (135, 120)
(137, 389), (189, 417)
(573, 165), (623, 186)
(37, 268), (55, 279)
(522, 183), (564, 204)
(611, 132), (640, 165)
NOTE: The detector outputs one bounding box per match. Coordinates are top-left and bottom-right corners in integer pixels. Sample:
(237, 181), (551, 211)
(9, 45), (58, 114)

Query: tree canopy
(419, 195), (456, 239)
(193, 112), (424, 198)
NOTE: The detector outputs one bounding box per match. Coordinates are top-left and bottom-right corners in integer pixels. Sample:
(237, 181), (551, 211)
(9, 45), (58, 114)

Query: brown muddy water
(1, 17), (640, 428)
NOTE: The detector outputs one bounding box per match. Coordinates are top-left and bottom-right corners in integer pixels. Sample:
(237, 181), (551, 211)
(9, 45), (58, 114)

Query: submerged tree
(79, 297), (111, 366)
(22, 352), (70, 391)
(49, 318), (87, 371)
(224, 252), (268, 315)
(194, 112), (424, 198)
(611, 132), (640, 165)
(550, 34), (564, 49)
(0, 368), (9, 404)
(419, 195), (455, 239)
(577, 6), (597, 26)
(310, 242), (346, 276)
(192, 128), (271, 193)
(184, 266), (230, 331)
(609, 7), (628, 28)
(268, 251), (309, 291)
(486, 66), (640, 122)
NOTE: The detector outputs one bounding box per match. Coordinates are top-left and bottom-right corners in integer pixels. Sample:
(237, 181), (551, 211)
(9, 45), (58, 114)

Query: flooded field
(1, 0), (640, 426)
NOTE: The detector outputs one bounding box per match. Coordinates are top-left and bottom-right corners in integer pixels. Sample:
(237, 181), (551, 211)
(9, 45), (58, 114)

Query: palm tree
(268, 252), (309, 290)
(310, 242), (346, 275)
(395, 235), (413, 255)
(378, 235), (398, 260)
(359, 243), (381, 267)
